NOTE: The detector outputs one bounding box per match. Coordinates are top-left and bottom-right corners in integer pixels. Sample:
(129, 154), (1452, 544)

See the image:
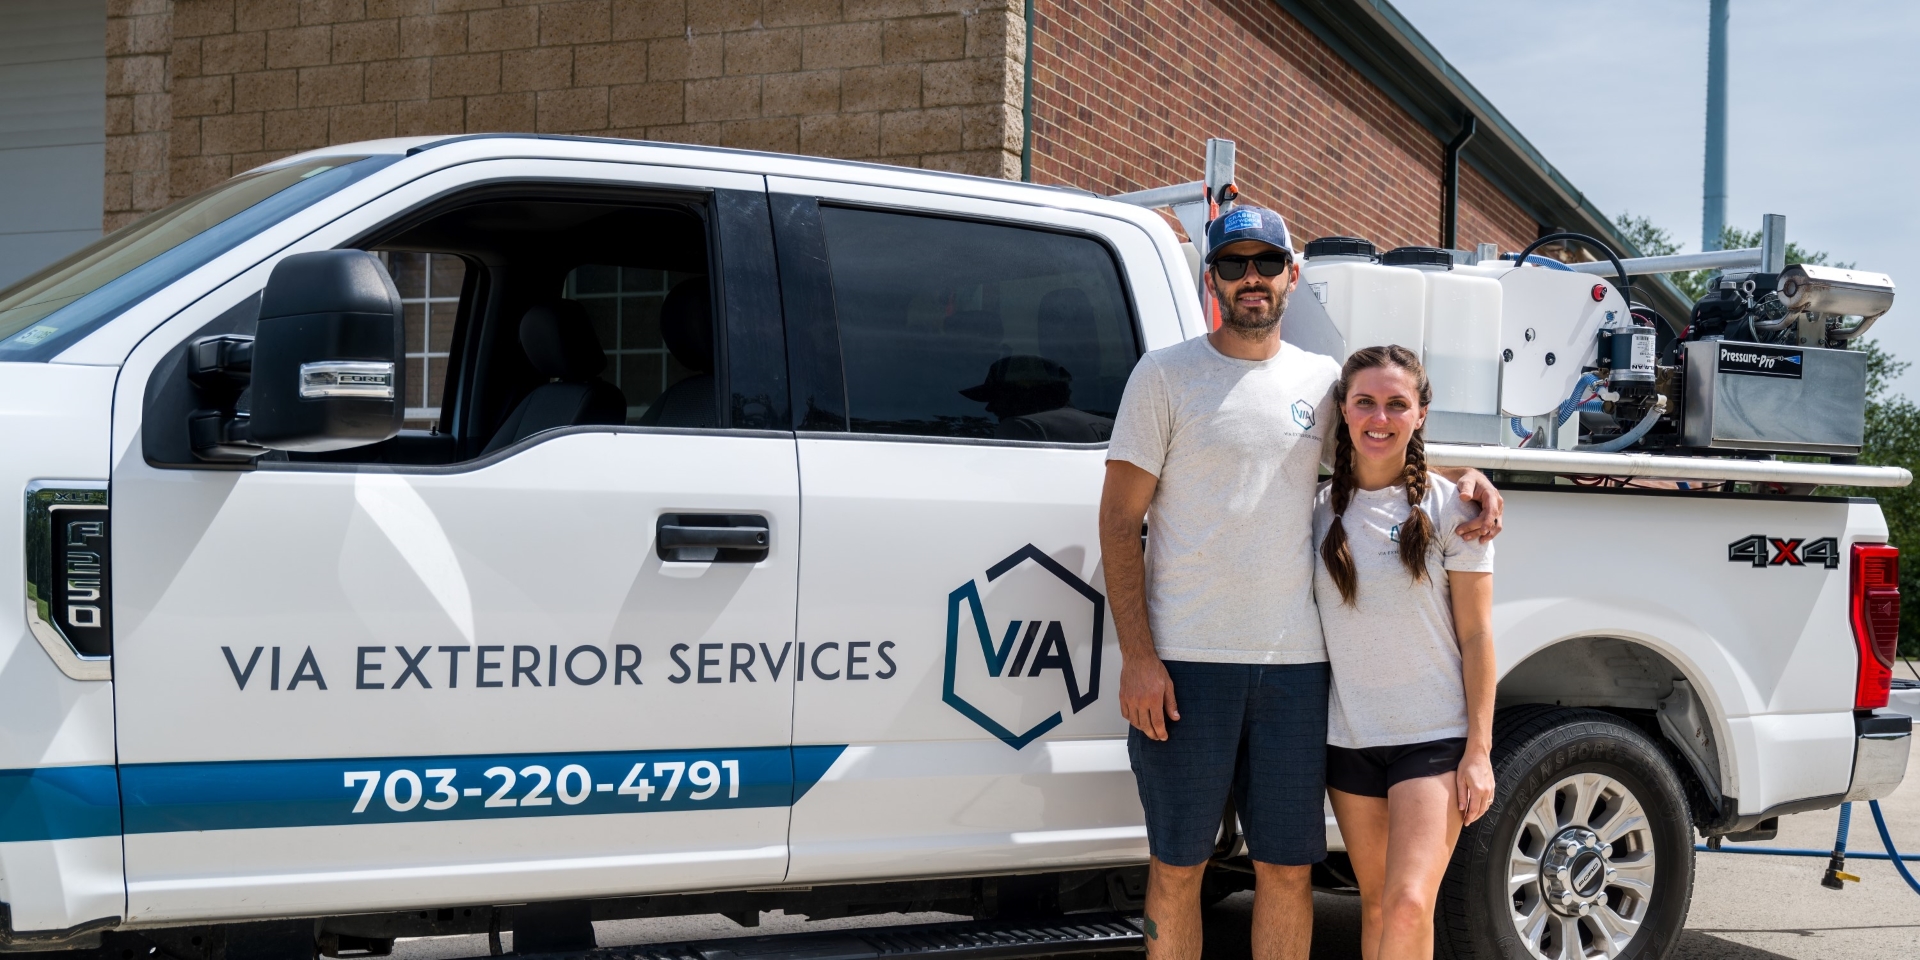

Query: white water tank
(1381, 247), (1502, 417)
(1298, 237), (1426, 361)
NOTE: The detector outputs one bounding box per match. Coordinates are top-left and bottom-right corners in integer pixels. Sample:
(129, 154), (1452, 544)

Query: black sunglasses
(1212, 253), (1291, 280)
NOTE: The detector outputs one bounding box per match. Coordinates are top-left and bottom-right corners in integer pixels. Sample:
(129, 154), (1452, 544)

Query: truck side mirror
(247, 250), (405, 453)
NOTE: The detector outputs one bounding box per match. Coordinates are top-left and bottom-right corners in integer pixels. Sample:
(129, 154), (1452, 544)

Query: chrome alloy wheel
(1508, 772), (1657, 959)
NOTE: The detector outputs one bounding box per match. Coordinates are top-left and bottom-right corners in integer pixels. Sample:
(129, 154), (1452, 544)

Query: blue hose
(1510, 374), (1600, 444)
(1698, 846), (1917, 861)
(1692, 798), (1920, 896)
(1824, 801), (1855, 889)
(1870, 799), (1920, 894)
(1554, 374), (1599, 427)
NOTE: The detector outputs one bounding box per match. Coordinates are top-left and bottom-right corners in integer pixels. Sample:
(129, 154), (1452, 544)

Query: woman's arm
(1450, 570), (1496, 824)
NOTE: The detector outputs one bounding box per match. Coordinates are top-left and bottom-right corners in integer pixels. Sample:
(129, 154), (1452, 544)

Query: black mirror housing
(249, 250), (405, 452)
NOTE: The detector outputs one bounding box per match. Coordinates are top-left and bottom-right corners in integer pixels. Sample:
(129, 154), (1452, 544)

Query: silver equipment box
(1682, 340), (1865, 454)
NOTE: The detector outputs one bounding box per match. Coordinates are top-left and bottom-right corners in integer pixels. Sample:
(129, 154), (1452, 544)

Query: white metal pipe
(1566, 247), (1762, 277)
(1111, 182), (1205, 208)
(1427, 443), (1912, 488)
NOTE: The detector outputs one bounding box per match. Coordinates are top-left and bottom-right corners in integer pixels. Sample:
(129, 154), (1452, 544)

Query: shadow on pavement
(1189, 892), (1809, 960)
(1668, 932), (1804, 959)
(1193, 891), (1361, 960)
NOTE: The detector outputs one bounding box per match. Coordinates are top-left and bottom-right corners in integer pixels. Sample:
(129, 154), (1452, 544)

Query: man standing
(1100, 208), (1501, 960)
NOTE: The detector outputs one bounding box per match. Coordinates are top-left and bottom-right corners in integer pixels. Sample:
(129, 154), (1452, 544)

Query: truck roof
(228, 138), (1916, 492)
(257, 133), (1113, 215)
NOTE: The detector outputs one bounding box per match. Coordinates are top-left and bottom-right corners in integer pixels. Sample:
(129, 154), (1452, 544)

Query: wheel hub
(1505, 770), (1658, 960)
(1539, 826), (1616, 916)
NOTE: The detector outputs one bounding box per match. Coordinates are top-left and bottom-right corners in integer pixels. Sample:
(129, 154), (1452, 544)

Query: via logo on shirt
(1388, 523), (1401, 543)
(1290, 399), (1316, 431)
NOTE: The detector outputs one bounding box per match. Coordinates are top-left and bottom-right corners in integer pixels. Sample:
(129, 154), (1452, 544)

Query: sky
(1392, 0), (1920, 397)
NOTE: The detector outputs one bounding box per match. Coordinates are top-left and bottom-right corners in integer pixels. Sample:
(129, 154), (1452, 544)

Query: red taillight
(1591, 284), (1608, 302)
(1850, 542), (1900, 709)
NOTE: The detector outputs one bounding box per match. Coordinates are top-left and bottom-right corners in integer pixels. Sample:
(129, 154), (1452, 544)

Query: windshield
(0, 155), (400, 361)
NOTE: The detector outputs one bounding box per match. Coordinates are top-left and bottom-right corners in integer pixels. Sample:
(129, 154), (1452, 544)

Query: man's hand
(1101, 460), (1173, 738)
(1120, 654), (1180, 741)
(1448, 467), (1503, 542)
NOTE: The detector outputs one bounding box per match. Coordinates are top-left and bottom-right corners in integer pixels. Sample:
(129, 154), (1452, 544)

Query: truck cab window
(278, 196), (717, 466)
(561, 266), (708, 424)
(816, 206), (1140, 442)
(384, 251), (466, 431)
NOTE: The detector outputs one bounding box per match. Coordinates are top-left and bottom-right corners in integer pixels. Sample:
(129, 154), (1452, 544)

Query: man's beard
(1217, 282), (1289, 336)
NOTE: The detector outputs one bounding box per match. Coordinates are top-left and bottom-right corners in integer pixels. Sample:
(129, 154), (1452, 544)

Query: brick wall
(106, 0), (175, 231)
(1027, 0), (1538, 253)
(103, 0), (1025, 230)
(101, 0), (1540, 255)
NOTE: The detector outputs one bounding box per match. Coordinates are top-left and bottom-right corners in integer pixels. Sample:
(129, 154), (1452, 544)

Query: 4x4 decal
(1727, 535), (1840, 569)
(944, 545), (1106, 750)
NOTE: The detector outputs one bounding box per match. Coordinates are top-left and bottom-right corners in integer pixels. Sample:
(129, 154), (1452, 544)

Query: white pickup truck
(0, 135), (1910, 960)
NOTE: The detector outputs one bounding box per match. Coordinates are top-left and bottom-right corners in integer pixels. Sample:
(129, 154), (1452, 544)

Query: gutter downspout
(1021, 0), (1035, 181)
(1442, 114), (1476, 249)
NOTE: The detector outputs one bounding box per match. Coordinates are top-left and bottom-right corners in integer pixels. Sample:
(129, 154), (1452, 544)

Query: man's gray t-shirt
(1107, 336), (1342, 664)
(1310, 474), (1494, 748)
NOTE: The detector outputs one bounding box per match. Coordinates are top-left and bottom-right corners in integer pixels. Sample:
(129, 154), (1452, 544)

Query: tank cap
(1304, 236), (1378, 260)
(1381, 246), (1455, 270)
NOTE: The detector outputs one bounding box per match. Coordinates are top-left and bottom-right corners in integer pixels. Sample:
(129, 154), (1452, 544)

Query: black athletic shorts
(1324, 737), (1467, 798)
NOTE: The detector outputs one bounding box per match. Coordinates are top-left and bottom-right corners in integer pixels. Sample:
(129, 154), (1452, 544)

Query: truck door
(771, 180), (1182, 882)
(106, 161), (801, 923)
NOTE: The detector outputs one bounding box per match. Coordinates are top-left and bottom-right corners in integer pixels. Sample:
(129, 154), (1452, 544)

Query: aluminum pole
(1702, 0), (1730, 252)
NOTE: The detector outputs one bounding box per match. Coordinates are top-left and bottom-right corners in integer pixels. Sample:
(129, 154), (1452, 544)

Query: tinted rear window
(817, 206), (1139, 442)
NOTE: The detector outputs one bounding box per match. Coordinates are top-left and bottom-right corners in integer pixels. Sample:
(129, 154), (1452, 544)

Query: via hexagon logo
(1291, 399), (1317, 430)
(944, 545), (1105, 750)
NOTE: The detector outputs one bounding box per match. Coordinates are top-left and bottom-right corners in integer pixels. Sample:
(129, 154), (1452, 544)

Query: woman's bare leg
(1376, 772), (1464, 960)
(1327, 788), (1392, 960)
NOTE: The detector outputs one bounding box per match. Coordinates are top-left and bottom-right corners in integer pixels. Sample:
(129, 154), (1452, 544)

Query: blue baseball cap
(1205, 206), (1293, 262)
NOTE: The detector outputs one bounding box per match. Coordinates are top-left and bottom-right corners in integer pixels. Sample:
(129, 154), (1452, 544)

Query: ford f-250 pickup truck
(0, 135), (1909, 960)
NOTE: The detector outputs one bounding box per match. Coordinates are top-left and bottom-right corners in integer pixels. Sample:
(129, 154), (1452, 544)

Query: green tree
(1832, 340), (1920, 659)
(1611, 213), (1848, 301)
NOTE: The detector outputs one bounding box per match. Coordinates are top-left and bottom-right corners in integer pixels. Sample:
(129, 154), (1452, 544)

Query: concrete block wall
(106, 0), (174, 231)
(1028, 0), (1538, 253)
(103, 0), (1026, 231)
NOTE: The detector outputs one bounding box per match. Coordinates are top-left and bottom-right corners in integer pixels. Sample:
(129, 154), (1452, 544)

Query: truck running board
(518, 914), (1143, 960)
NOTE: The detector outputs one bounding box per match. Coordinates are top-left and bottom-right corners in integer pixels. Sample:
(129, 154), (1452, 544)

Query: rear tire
(1439, 707), (1695, 960)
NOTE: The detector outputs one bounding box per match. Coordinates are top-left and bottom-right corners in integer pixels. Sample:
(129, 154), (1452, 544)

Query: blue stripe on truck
(120, 744), (848, 834)
(0, 765), (122, 841)
(2, 746), (848, 839)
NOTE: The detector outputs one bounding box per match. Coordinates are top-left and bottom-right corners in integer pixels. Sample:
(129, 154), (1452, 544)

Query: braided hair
(1319, 344), (1435, 606)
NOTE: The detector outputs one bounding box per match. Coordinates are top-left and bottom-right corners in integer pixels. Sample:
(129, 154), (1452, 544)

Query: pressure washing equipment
(1115, 138), (1899, 460)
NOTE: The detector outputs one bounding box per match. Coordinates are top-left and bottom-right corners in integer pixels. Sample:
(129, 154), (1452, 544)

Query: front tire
(1440, 707), (1695, 960)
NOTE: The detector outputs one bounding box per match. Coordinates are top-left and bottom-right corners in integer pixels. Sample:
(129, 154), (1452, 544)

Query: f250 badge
(1728, 535), (1839, 569)
(945, 545), (1106, 749)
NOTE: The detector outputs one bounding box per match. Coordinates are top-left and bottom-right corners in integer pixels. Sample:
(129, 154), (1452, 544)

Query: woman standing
(1311, 345), (1497, 960)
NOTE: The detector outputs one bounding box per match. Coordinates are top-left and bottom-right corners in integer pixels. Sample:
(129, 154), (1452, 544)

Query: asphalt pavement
(392, 743), (1920, 960)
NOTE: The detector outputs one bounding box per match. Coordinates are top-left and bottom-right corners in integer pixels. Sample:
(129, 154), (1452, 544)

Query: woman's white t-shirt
(1310, 473), (1493, 749)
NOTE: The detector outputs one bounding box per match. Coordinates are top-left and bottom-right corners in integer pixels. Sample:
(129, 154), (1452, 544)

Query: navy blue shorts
(1127, 660), (1330, 867)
